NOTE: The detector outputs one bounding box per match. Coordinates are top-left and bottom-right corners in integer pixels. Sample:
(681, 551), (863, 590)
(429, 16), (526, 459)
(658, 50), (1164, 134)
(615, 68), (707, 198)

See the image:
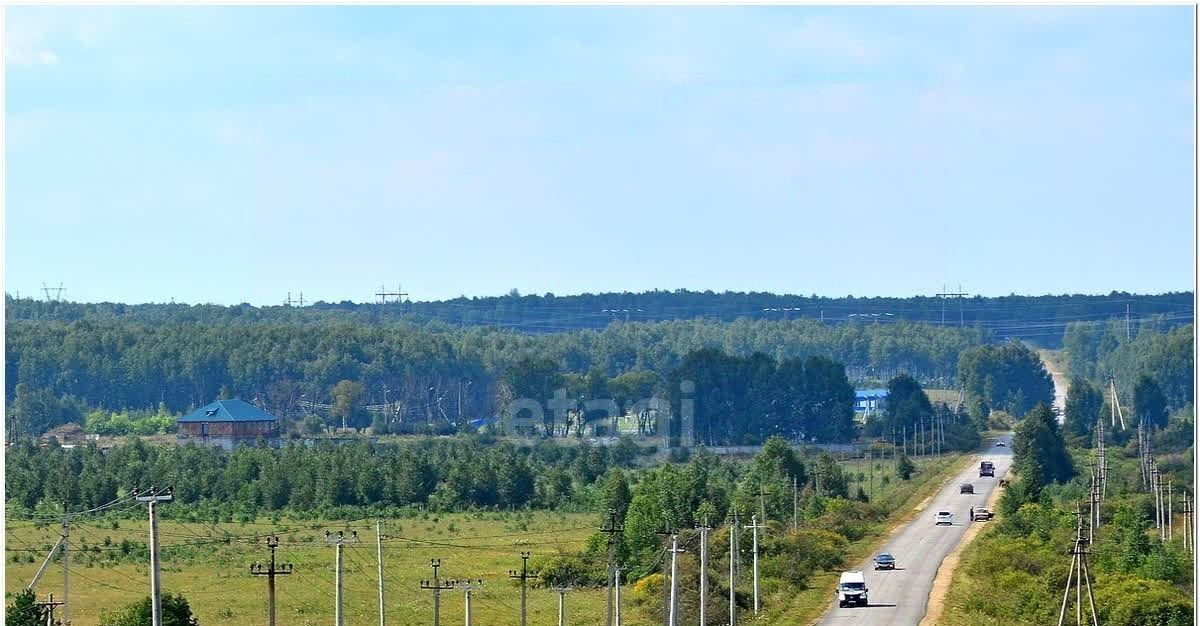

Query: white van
(837, 571), (869, 607)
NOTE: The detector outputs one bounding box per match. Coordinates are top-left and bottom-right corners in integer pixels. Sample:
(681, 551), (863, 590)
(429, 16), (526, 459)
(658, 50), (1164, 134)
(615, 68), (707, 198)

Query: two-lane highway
(816, 436), (1014, 626)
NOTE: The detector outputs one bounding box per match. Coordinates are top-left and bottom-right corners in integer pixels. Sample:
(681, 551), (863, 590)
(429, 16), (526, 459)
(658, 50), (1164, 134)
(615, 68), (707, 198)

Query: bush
(1097, 575), (1194, 626)
(538, 550), (605, 587)
(631, 572), (664, 604)
(98, 592), (199, 626)
(762, 528), (847, 586)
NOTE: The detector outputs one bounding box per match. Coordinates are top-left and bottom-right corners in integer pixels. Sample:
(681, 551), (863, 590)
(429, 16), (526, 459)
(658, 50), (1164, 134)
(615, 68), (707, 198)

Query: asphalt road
(815, 436), (1014, 626)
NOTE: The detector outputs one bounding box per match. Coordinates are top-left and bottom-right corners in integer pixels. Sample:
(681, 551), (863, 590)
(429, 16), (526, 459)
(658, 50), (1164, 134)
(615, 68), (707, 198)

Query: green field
(6, 452), (965, 626)
(6, 511), (655, 626)
(924, 389), (961, 406)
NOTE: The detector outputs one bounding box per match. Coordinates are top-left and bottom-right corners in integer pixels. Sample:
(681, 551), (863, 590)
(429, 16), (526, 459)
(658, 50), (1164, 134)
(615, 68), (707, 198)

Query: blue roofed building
(854, 388), (889, 417)
(177, 398), (282, 450)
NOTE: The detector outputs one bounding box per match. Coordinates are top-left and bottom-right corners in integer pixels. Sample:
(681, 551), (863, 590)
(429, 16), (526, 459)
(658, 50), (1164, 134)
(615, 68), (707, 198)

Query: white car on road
(934, 511), (954, 525)
(837, 571), (869, 607)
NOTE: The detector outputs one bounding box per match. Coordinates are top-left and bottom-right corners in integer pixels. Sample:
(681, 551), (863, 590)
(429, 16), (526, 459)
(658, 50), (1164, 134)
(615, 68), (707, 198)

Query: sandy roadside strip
(917, 472), (1006, 626)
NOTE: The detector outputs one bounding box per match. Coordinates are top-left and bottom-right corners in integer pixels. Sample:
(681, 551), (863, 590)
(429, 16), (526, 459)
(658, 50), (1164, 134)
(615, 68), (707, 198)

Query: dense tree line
(957, 342), (1055, 419)
(665, 350), (857, 445)
(7, 291), (1191, 346)
(3, 436), (645, 516)
(5, 314), (983, 437)
(862, 374), (982, 452)
(1063, 321), (1193, 408)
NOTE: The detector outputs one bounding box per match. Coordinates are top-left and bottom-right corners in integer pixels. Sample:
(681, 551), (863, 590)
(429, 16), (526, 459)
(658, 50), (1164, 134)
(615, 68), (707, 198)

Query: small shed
(177, 399), (281, 450)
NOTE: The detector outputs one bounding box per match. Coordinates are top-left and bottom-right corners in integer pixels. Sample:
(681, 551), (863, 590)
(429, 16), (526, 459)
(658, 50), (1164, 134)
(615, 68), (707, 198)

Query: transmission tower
(375, 283), (409, 306)
(936, 286), (968, 327)
(41, 282), (65, 301)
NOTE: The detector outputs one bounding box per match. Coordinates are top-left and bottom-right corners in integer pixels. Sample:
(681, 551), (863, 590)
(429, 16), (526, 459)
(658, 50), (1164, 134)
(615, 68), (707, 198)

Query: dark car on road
(873, 552), (896, 570)
(960, 483), (975, 494)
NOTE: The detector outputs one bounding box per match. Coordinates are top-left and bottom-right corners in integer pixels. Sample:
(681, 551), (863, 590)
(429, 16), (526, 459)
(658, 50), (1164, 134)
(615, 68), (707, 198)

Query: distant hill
(6, 290), (1193, 345)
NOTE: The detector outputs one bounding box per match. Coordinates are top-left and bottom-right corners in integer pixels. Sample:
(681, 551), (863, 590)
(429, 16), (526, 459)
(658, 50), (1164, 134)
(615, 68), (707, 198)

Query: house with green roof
(177, 398), (281, 449)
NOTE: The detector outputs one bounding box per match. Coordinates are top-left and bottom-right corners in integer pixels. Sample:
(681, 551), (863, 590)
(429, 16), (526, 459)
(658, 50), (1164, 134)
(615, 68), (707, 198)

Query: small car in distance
(873, 552), (896, 570)
(972, 508), (994, 522)
(935, 511), (954, 525)
(960, 483), (975, 494)
(995, 441), (1006, 447)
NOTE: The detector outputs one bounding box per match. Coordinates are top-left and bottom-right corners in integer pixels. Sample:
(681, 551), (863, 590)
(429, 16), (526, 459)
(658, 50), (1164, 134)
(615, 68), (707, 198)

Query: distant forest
(6, 290), (1192, 344)
(4, 291), (1193, 437)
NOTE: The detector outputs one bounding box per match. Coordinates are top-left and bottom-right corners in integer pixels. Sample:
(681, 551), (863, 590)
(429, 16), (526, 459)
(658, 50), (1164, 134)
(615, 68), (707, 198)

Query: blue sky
(4, 6), (1195, 305)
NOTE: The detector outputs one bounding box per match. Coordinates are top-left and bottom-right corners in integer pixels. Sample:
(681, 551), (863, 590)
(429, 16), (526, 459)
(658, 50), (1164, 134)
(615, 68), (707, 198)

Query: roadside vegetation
(937, 402), (1194, 626)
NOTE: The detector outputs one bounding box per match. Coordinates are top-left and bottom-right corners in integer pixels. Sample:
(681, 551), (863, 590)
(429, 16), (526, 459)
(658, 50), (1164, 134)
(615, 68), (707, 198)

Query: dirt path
(917, 474), (1005, 626)
(1038, 349), (1069, 419)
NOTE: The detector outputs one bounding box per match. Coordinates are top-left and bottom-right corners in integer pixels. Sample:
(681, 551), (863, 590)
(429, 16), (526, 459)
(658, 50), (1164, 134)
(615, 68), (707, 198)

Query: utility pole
(456, 579), (483, 626)
(757, 484), (768, 525)
(792, 475), (799, 531)
(509, 552), (538, 626)
(868, 451), (874, 500)
(729, 510), (739, 626)
(600, 509), (623, 626)
(34, 593), (64, 626)
(250, 536), (293, 626)
(697, 520), (711, 626)
(555, 586), (568, 626)
(1056, 508), (1099, 626)
(135, 487), (173, 626)
(25, 534), (66, 593)
(744, 515), (765, 616)
(421, 559), (454, 626)
(61, 515), (69, 626)
(1180, 491), (1190, 551)
(36, 592), (64, 618)
(376, 519), (386, 626)
(1168, 482), (1173, 541)
(1110, 379), (1126, 430)
(1150, 464), (1162, 538)
(667, 535), (684, 626)
(614, 565), (625, 626)
(325, 531), (358, 626)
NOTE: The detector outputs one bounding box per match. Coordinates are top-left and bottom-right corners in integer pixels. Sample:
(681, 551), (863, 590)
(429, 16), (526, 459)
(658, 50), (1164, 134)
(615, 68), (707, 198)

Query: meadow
(7, 511), (640, 626)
